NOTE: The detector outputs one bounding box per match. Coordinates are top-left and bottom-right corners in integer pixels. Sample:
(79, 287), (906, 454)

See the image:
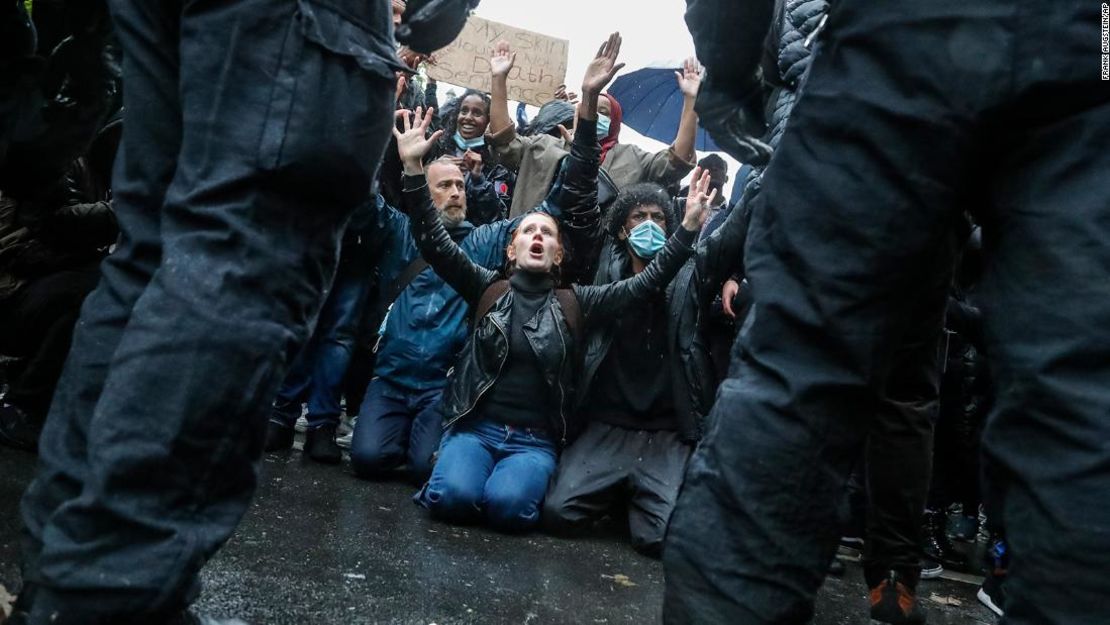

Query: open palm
(675, 57), (703, 98)
(684, 167), (718, 229)
(393, 107), (443, 166)
(489, 40), (515, 77)
(582, 32), (625, 94)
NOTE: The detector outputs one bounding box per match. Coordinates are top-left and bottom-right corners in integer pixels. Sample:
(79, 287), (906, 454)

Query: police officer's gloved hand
(395, 0), (480, 55)
(695, 72), (772, 167)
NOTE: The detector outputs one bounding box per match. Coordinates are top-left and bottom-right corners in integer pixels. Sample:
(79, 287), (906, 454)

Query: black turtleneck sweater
(477, 270), (553, 432)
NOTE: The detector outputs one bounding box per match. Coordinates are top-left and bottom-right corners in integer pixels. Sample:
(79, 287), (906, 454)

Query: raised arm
(396, 108), (498, 304)
(672, 57), (703, 165)
(543, 32), (625, 282)
(577, 168), (716, 321)
(488, 41), (517, 136)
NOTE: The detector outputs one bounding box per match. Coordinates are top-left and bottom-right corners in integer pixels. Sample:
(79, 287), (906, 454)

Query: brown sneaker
(869, 570), (927, 624)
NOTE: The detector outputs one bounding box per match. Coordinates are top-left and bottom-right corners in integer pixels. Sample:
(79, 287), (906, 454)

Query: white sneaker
(336, 431), (353, 450)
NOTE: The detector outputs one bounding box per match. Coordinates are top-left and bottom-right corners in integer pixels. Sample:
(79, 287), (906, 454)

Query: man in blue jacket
(348, 110), (600, 483)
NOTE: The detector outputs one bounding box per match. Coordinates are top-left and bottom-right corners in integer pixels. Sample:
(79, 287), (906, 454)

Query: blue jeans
(349, 377), (444, 481)
(416, 419), (557, 532)
(271, 248), (372, 430)
(17, 0), (395, 621)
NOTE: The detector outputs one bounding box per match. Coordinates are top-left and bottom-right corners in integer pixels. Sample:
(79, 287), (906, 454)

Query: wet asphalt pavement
(1, 442), (997, 625)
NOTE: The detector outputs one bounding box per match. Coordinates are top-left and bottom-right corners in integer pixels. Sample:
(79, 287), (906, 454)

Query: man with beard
(346, 134), (601, 484)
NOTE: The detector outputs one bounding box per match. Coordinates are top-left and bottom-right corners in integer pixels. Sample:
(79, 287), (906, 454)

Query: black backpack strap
(554, 288), (582, 345)
(473, 281), (582, 346)
(373, 257), (429, 324)
(473, 279), (510, 325)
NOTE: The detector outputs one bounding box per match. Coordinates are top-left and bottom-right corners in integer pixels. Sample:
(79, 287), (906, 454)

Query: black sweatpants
(0, 263), (101, 418)
(544, 422), (692, 557)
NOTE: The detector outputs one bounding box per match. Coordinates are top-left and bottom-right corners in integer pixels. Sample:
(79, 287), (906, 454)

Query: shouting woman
(392, 93), (716, 532)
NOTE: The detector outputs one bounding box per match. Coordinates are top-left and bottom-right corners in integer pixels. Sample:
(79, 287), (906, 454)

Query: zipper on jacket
(445, 313), (509, 429)
(551, 302), (569, 446)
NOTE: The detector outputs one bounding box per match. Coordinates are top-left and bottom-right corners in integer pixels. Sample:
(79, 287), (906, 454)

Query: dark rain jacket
(400, 173), (696, 445)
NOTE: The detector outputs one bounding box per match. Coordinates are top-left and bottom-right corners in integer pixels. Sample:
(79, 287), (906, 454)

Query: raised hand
(581, 32), (625, 95)
(490, 40), (516, 78)
(683, 167), (718, 231)
(675, 56), (703, 99)
(393, 106), (444, 174)
(554, 84), (580, 104)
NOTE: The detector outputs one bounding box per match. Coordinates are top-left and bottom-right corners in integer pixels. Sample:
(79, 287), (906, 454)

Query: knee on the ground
(349, 443), (405, 479)
(540, 495), (591, 535)
(422, 479), (483, 524)
(630, 529), (665, 559)
(484, 491), (542, 533)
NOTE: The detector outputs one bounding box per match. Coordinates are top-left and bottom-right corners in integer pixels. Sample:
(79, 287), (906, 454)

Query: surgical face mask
(626, 220), (666, 259)
(595, 114), (611, 138)
(453, 131), (485, 150)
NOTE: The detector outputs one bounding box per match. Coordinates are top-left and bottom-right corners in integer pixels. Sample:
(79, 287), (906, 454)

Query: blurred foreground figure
(10, 0), (422, 621)
(666, 1), (1110, 624)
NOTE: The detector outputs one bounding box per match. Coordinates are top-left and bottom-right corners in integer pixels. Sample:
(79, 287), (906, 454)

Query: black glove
(395, 0), (479, 55)
(695, 73), (772, 166)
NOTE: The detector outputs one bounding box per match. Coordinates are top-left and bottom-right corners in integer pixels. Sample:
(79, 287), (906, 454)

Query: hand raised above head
(490, 40), (516, 78)
(393, 106), (444, 173)
(675, 56), (703, 99)
(581, 32), (625, 95)
(683, 166), (718, 231)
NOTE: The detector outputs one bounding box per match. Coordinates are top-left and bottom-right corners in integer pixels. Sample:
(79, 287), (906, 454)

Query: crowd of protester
(6, 0), (1083, 623)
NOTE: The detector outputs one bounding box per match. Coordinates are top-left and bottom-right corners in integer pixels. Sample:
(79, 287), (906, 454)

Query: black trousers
(663, 1), (1110, 623)
(0, 263), (101, 418)
(17, 0), (394, 622)
(543, 422), (692, 558)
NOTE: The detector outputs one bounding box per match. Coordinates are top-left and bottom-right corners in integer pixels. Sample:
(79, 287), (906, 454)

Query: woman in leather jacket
(391, 93), (715, 532)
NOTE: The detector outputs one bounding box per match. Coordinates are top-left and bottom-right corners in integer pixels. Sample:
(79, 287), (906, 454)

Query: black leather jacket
(399, 176), (697, 446)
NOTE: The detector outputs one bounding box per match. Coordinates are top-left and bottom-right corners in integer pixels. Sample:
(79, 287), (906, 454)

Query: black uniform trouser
(17, 0), (394, 622)
(663, 2), (1110, 624)
(862, 322), (946, 586)
(0, 263), (101, 418)
(543, 422), (692, 558)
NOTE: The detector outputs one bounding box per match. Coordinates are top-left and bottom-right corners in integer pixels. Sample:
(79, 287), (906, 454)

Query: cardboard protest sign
(427, 16), (568, 107)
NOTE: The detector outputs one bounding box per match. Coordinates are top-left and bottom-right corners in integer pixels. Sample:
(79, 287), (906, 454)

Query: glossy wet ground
(0, 442), (996, 624)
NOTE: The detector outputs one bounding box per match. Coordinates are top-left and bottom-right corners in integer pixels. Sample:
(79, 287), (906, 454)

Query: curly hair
(605, 182), (676, 238)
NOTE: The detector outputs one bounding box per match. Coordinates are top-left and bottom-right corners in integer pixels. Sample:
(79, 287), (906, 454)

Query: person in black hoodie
(393, 38), (713, 532)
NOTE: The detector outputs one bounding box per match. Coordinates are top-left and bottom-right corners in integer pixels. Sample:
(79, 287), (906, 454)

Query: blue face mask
(595, 114), (611, 139)
(626, 220), (666, 259)
(453, 131), (485, 150)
